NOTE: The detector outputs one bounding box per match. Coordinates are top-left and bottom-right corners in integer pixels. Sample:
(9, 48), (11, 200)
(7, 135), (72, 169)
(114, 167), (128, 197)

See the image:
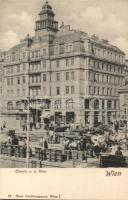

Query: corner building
(1, 1), (126, 128)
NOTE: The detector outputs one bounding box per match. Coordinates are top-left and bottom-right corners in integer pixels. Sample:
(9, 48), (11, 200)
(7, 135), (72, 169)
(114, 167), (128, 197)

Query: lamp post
(21, 97), (30, 168)
(26, 97), (30, 168)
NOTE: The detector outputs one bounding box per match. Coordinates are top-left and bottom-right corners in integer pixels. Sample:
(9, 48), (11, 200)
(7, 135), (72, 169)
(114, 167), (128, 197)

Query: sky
(0, 0), (128, 58)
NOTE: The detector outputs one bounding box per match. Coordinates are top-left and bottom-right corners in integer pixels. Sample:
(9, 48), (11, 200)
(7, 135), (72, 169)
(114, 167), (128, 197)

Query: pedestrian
(49, 128), (54, 144)
(12, 135), (19, 145)
(39, 136), (44, 149)
(30, 122), (33, 131)
(115, 146), (123, 156)
(114, 121), (119, 134)
(3, 121), (6, 128)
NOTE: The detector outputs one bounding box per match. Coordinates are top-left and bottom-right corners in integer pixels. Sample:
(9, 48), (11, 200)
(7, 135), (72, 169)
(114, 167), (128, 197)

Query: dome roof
(39, 1), (55, 16)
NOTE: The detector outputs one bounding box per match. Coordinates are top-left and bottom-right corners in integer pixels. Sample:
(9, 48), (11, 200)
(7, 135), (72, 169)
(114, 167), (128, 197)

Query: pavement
(0, 154), (100, 168)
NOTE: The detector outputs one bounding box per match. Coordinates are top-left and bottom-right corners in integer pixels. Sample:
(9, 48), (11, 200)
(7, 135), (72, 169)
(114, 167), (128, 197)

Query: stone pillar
(98, 99), (102, 123)
(75, 97), (85, 125)
(89, 99), (94, 127)
(104, 99), (108, 125)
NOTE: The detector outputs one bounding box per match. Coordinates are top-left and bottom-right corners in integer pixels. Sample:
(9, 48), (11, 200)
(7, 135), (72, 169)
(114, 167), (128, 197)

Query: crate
(50, 149), (57, 162)
(21, 146), (26, 158)
(55, 150), (62, 162)
(14, 146), (20, 157)
(64, 150), (72, 160)
(35, 147), (41, 160)
(45, 149), (51, 161)
(100, 155), (127, 167)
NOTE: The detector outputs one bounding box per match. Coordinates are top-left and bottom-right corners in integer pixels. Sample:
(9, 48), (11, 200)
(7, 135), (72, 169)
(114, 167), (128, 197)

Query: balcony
(29, 82), (41, 87)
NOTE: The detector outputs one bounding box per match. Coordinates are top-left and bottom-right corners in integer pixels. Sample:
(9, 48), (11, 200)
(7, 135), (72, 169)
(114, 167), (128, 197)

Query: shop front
(66, 112), (75, 124)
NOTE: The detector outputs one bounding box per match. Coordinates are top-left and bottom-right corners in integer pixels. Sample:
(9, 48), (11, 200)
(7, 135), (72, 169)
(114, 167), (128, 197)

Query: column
(98, 99), (102, 123)
(75, 98), (85, 125)
(89, 99), (94, 127)
(104, 99), (108, 125)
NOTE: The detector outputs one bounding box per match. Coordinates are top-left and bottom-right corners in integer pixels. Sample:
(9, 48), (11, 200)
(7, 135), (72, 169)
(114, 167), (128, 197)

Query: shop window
(94, 99), (99, 109)
(16, 101), (21, 110)
(7, 101), (13, 110)
(85, 99), (90, 109)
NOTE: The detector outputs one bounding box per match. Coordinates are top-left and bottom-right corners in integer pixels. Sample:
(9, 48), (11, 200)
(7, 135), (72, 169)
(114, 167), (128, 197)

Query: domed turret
(35, 1), (58, 32)
(39, 1), (54, 16)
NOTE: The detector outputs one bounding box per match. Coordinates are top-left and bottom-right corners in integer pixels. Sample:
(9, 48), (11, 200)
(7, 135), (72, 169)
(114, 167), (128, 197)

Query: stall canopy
(40, 112), (51, 118)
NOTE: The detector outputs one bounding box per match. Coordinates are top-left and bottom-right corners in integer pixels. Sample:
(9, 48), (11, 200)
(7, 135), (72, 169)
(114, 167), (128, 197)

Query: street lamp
(26, 97), (30, 168)
(21, 97), (30, 168)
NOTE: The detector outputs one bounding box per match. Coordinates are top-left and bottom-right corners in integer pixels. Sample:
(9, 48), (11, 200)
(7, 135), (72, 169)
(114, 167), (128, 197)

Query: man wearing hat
(115, 146), (123, 156)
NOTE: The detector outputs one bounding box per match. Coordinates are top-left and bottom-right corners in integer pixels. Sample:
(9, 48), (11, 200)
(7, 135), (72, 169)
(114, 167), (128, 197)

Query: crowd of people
(1, 119), (128, 162)
(37, 123), (128, 159)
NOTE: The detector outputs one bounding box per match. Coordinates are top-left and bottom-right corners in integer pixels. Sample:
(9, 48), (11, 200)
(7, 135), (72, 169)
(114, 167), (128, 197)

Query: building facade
(118, 60), (128, 123)
(0, 1), (126, 128)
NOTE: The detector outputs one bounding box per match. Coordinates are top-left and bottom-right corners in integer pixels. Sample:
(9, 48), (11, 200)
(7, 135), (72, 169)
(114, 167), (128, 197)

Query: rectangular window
(71, 71), (75, 80)
(36, 76), (38, 83)
(43, 60), (46, 68)
(66, 59), (69, 66)
(32, 64), (34, 71)
(36, 88), (38, 96)
(32, 76), (34, 83)
(107, 88), (109, 96)
(23, 76), (25, 84)
(94, 86), (96, 94)
(7, 68), (9, 74)
(85, 99), (90, 109)
(71, 85), (75, 94)
(10, 90), (13, 97)
(43, 74), (46, 81)
(32, 52), (34, 58)
(43, 87), (46, 95)
(35, 51), (38, 58)
(102, 100), (105, 109)
(56, 87), (60, 95)
(17, 66), (20, 73)
(17, 77), (20, 84)
(11, 78), (13, 85)
(7, 78), (10, 85)
(7, 90), (9, 97)
(23, 52), (26, 58)
(23, 89), (25, 96)
(17, 89), (20, 97)
(56, 73), (60, 81)
(102, 75), (104, 82)
(60, 44), (64, 54)
(56, 60), (60, 67)
(43, 49), (46, 56)
(89, 85), (91, 94)
(66, 72), (69, 80)
(11, 67), (13, 74)
(66, 86), (69, 94)
(71, 58), (74, 65)
(69, 45), (73, 52)
(23, 64), (25, 71)
(102, 87), (105, 95)
(97, 87), (100, 95)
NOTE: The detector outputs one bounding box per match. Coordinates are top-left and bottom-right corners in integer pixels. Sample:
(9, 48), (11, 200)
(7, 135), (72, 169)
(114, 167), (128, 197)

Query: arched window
(7, 101), (13, 110)
(94, 99), (99, 109)
(66, 99), (74, 109)
(54, 100), (61, 109)
(16, 101), (21, 110)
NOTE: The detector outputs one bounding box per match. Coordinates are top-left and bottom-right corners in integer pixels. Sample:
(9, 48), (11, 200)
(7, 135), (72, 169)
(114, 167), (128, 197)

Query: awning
(40, 112), (50, 118)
